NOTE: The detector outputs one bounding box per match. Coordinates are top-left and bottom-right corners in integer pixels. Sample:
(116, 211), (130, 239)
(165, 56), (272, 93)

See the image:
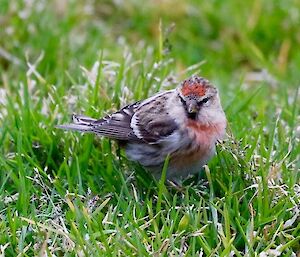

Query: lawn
(0, 0), (299, 256)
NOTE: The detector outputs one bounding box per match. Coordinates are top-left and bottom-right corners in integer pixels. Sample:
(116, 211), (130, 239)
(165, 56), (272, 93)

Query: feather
(57, 103), (141, 141)
(55, 123), (93, 132)
(131, 91), (178, 143)
(57, 91), (179, 143)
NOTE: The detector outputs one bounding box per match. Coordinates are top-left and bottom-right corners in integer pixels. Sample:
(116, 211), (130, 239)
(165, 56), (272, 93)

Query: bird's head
(177, 76), (220, 120)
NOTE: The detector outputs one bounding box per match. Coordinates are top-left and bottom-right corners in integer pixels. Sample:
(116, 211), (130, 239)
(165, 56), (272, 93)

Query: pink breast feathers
(187, 119), (226, 146)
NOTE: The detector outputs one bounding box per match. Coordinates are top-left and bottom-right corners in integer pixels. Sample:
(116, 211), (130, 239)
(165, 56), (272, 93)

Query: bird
(57, 75), (227, 181)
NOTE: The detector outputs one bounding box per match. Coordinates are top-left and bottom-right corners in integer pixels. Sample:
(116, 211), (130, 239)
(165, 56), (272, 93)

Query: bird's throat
(187, 112), (197, 120)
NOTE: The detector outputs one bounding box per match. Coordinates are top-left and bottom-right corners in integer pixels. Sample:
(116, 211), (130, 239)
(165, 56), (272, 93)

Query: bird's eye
(198, 97), (209, 105)
(179, 95), (186, 105)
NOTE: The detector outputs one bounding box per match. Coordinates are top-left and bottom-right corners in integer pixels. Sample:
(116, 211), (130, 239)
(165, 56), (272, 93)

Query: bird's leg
(166, 179), (184, 191)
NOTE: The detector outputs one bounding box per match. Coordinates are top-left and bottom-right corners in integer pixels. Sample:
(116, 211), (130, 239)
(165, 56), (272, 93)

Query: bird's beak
(187, 100), (198, 114)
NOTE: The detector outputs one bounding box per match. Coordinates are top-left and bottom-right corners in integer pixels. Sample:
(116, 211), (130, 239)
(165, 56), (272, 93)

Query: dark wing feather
(57, 102), (142, 141)
(57, 91), (179, 144)
(131, 91), (178, 143)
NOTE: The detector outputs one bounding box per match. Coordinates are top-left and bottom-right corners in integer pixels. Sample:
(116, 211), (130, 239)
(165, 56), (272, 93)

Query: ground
(0, 0), (299, 256)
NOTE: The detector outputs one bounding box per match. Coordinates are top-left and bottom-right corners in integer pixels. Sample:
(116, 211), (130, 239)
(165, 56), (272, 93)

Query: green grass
(0, 0), (299, 256)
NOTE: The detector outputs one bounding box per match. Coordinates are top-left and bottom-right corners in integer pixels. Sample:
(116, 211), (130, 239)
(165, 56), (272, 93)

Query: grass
(0, 0), (299, 256)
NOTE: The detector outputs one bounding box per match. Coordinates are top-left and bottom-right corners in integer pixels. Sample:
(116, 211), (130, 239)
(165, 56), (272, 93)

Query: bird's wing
(57, 90), (179, 144)
(131, 91), (179, 143)
(57, 102), (142, 141)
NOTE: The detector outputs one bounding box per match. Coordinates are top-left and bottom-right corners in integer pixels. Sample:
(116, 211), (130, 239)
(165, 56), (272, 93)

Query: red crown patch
(181, 77), (208, 96)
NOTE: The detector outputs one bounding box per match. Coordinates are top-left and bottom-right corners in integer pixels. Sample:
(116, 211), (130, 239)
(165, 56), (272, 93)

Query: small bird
(57, 75), (226, 181)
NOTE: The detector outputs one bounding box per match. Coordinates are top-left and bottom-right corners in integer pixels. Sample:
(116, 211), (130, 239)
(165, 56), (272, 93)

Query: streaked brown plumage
(57, 75), (226, 181)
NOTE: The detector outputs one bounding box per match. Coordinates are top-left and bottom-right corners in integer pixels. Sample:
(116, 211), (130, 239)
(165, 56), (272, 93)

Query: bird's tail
(56, 114), (97, 132)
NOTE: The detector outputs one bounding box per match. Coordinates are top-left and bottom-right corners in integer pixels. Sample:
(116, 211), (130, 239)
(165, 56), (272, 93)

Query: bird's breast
(186, 119), (226, 146)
